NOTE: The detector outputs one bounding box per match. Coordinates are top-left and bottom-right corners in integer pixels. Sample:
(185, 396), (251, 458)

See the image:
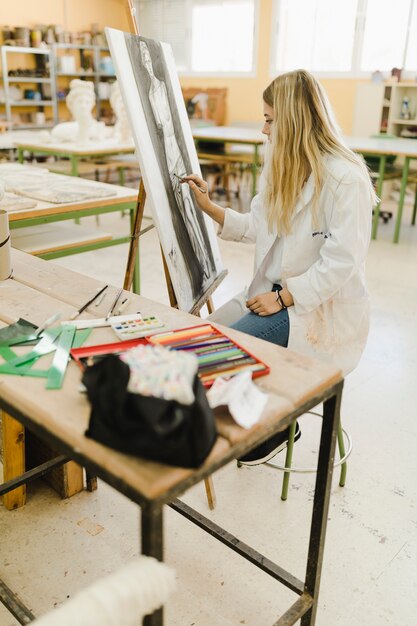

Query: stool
(266, 411), (352, 501)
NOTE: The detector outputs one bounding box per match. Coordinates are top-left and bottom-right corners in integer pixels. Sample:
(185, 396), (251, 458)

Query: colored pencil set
(149, 324), (270, 386)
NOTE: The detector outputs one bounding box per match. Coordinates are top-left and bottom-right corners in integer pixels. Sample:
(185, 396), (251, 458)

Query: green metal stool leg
(412, 183), (417, 226)
(393, 156), (410, 243)
(280, 418), (347, 499)
(337, 422), (347, 487)
(280, 421), (297, 501)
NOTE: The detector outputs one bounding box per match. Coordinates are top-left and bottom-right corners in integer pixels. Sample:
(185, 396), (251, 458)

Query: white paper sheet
(206, 371), (268, 429)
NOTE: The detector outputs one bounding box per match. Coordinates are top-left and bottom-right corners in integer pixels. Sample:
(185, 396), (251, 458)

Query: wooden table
(192, 126), (264, 196)
(0, 251), (343, 626)
(15, 139), (135, 178)
(2, 164), (144, 292)
(344, 135), (417, 242)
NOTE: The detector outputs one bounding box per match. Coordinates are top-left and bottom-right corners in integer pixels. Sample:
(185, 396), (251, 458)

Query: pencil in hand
(174, 172), (207, 193)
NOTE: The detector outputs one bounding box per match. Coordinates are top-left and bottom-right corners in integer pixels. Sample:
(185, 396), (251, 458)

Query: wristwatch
(274, 287), (287, 310)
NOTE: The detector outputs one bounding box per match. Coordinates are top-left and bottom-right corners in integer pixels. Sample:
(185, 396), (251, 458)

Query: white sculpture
(48, 79), (109, 144)
(110, 80), (132, 143)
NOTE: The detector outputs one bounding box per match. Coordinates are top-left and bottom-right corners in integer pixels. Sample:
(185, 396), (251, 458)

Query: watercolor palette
(110, 316), (166, 340)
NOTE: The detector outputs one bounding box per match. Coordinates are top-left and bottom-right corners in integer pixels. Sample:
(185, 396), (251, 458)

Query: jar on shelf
(400, 97), (411, 120)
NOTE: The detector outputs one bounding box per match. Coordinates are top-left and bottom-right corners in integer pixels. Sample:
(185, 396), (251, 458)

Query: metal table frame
(16, 144), (135, 178)
(0, 378), (343, 626)
(9, 198), (153, 294)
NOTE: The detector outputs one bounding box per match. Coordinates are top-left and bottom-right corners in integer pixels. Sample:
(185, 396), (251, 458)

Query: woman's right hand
(182, 174), (226, 227)
(182, 174), (211, 211)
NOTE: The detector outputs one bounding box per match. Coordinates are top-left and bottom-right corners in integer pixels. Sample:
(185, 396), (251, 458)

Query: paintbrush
(105, 288), (124, 321)
(68, 285), (108, 321)
(174, 172), (207, 193)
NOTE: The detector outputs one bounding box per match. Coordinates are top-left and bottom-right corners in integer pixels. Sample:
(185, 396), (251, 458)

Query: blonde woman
(184, 70), (376, 465)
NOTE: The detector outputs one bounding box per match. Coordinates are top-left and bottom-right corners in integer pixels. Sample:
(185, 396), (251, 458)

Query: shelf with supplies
(53, 43), (115, 122)
(0, 42), (115, 129)
(0, 45), (58, 129)
(6, 77), (52, 84)
(391, 118), (417, 126)
(353, 81), (417, 137)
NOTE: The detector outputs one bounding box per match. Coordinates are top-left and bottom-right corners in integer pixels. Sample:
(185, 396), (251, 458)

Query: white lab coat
(218, 155), (373, 375)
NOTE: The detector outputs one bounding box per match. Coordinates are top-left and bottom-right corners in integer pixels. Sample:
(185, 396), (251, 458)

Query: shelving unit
(353, 81), (417, 139)
(386, 83), (417, 138)
(52, 43), (116, 122)
(0, 45), (58, 129)
(0, 43), (116, 129)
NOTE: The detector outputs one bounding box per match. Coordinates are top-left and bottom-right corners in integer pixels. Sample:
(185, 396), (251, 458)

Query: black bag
(83, 355), (217, 468)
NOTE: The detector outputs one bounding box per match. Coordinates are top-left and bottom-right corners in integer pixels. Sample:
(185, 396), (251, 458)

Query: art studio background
(0, 1), (416, 626)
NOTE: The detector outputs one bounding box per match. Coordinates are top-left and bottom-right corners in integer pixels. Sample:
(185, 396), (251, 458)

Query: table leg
(142, 504), (164, 626)
(371, 155), (386, 240)
(393, 156), (410, 244)
(1, 412), (26, 510)
(301, 382), (343, 626)
(70, 155), (79, 177)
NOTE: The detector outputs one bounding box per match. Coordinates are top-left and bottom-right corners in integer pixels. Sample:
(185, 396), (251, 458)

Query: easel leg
(1, 412), (26, 510)
(204, 476), (216, 510)
(124, 179), (146, 292)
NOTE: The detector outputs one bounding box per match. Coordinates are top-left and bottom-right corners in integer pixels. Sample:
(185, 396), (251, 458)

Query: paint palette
(110, 315), (166, 340)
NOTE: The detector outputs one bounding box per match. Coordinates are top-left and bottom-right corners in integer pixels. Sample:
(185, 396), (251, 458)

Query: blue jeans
(230, 285), (290, 348)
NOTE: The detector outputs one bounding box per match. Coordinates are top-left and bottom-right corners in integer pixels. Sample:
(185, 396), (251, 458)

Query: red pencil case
(148, 323), (270, 387)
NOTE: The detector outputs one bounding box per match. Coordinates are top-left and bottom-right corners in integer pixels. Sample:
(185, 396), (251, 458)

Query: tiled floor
(1, 184), (416, 625)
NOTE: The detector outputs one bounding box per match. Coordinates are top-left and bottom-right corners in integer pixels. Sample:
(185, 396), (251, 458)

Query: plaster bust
(49, 79), (109, 144)
(109, 80), (132, 143)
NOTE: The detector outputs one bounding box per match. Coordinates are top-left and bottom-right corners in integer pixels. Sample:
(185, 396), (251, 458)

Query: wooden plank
(25, 431), (84, 499)
(1, 412), (26, 510)
(63, 461), (84, 497)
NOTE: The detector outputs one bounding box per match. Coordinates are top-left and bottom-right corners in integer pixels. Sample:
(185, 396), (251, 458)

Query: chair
(237, 410), (352, 501)
(268, 413), (352, 501)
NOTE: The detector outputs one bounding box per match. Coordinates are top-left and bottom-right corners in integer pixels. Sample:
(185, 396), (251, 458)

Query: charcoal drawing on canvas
(106, 28), (223, 311)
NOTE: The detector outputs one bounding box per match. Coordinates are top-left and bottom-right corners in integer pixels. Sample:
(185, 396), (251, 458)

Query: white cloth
(217, 155), (373, 375)
(32, 557), (176, 626)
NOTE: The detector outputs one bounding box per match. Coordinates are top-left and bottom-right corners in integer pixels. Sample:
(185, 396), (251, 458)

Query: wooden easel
(123, 1), (228, 509)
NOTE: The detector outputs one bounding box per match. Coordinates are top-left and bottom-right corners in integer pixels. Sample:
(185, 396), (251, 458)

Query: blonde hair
(263, 70), (376, 235)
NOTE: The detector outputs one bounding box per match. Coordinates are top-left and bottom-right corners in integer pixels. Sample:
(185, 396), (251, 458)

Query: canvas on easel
(106, 27), (225, 313)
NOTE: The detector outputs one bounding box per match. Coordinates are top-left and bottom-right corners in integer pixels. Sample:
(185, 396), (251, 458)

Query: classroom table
(344, 135), (417, 243)
(0, 251), (343, 626)
(2, 163), (145, 293)
(15, 138), (135, 177)
(192, 126), (265, 196)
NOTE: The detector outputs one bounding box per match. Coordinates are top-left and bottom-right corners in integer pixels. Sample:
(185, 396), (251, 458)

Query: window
(272, 0), (417, 76)
(134, 0), (257, 75)
(274, 0), (358, 73)
(360, 0), (412, 72)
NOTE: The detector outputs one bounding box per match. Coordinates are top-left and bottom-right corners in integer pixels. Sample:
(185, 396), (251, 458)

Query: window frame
(270, 0), (417, 79)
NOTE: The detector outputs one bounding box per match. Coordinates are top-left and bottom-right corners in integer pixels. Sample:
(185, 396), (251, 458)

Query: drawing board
(106, 28), (224, 312)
